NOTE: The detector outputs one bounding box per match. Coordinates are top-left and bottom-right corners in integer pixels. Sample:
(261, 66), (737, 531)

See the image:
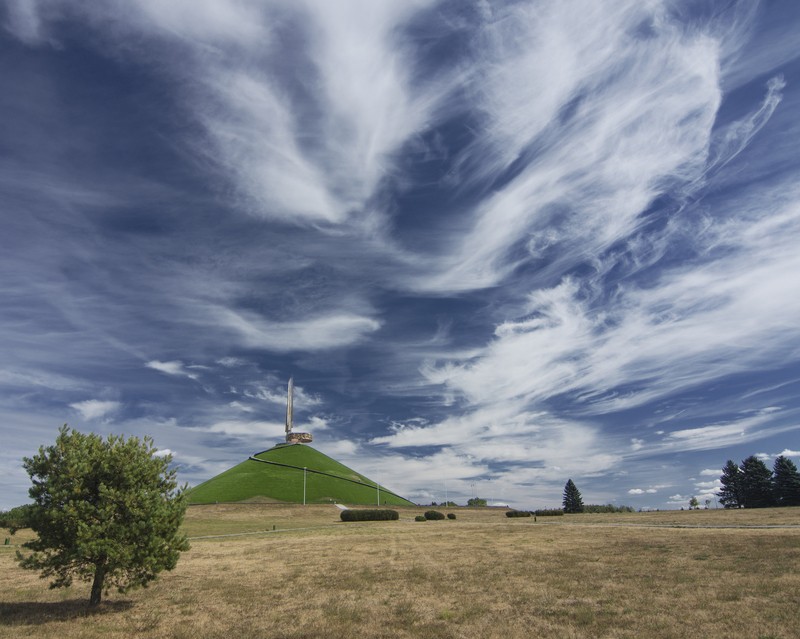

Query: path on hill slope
(246, 455), (410, 502)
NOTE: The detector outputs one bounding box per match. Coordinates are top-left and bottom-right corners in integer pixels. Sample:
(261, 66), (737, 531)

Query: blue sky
(2, 0), (799, 511)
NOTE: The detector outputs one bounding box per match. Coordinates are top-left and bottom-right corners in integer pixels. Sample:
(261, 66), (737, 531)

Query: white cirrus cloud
(205, 419), (282, 440)
(69, 399), (121, 421)
(214, 308), (381, 352)
(145, 360), (199, 380)
(411, 0), (723, 293)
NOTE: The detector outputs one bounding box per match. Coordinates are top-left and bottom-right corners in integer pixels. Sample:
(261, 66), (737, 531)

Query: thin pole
(303, 467), (307, 505)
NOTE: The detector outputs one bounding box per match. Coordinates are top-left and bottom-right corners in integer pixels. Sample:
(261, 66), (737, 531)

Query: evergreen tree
(739, 455), (774, 508)
(718, 459), (743, 508)
(18, 426), (189, 606)
(562, 479), (584, 513)
(772, 455), (800, 507)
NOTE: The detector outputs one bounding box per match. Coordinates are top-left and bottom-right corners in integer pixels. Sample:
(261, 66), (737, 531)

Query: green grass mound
(187, 444), (415, 506)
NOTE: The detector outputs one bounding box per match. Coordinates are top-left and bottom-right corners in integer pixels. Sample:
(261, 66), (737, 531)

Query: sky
(2, 0), (799, 511)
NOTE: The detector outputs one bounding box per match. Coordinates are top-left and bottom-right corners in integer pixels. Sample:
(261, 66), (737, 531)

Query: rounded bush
(424, 510), (446, 520)
(505, 510), (532, 518)
(414, 515), (426, 522)
(447, 513), (456, 520)
(533, 508), (564, 517)
(340, 509), (399, 522)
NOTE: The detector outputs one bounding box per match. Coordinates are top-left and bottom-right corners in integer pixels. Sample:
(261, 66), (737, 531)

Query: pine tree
(718, 459), (743, 508)
(739, 455), (774, 508)
(562, 479), (584, 513)
(18, 426), (190, 605)
(772, 455), (800, 507)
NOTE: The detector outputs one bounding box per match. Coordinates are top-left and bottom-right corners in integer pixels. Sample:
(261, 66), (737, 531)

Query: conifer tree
(772, 455), (800, 507)
(718, 459), (743, 508)
(562, 479), (584, 513)
(18, 426), (189, 606)
(739, 455), (774, 508)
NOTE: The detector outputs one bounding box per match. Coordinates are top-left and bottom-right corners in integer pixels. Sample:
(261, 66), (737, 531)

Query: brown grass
(2, 506), (798, 638)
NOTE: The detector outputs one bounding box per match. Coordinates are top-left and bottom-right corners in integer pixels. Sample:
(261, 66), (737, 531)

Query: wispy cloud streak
(1, 0), (799, 511)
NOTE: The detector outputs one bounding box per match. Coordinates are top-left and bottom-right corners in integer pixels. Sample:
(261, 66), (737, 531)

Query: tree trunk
(89, 563), (105, 606)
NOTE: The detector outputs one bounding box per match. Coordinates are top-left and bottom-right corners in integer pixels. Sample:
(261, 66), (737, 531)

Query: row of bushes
(333, 506), (637, 523)
(340, 509), (399, 522)
(415, 511), (457, 521)
(338, 509), (463, 522)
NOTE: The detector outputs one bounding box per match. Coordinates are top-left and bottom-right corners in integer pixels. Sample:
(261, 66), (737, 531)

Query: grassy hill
(187, 443), (415, 506)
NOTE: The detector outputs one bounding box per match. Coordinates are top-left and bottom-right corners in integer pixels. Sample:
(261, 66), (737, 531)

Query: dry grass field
(2, 505), (799, 639)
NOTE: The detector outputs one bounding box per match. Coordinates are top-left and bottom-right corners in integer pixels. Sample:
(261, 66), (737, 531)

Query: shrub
(415, 515), (426, 522)
(424, 510), (445, 520)
(533, 508), (564, 516)
(340, 509), (399, 522)
(447, 513), (456, 520)
(505, 510), (532, 518)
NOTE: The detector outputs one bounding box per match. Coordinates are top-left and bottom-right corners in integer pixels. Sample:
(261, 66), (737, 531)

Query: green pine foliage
(17, 425), (189, 606)
(739, 456), (775, 508)
(716, 454), (800, 509)
(718, 460), (743, 508)
(562, 479), (584, 513)
(772, 456), (800, 507)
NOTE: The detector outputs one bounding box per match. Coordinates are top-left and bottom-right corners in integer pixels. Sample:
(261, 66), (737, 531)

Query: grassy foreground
(2, 506), (799, 638)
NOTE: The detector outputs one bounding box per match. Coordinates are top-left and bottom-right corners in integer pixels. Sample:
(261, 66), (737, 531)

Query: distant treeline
(582, 504), (635, 513)
(718, 455), (800, 508)
(0, 504), (33, 531)
(536, 504), (636, 515)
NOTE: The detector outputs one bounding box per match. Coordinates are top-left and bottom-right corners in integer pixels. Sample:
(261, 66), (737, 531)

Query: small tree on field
(689, 496), (699, 510)
(718, 460), (743, 508)
(562, 479), (584, 513)
(466, 497), (487, 507)
(772, 455), (800, 507)
(739, 455), (774, 508)
(18, 425), (189, 606)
